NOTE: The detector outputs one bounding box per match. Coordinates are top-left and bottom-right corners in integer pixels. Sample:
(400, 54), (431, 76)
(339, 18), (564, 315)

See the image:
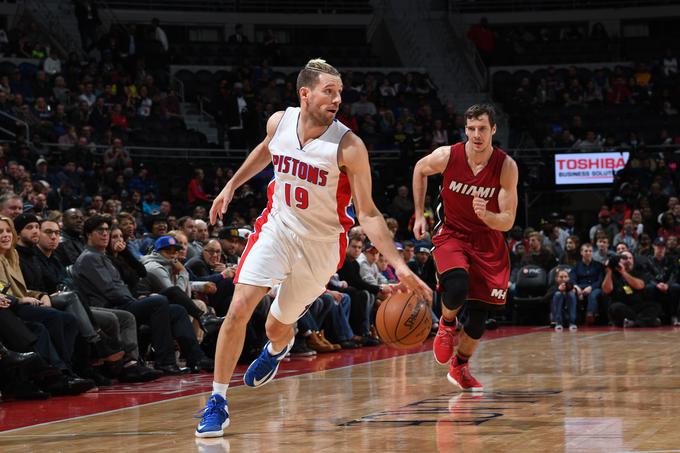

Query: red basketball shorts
(432, 231), (510, 307)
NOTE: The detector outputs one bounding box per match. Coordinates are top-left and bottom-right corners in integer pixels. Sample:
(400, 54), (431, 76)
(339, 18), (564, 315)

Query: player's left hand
(394, 265), (433, 304)
(472, 195), (488, 220)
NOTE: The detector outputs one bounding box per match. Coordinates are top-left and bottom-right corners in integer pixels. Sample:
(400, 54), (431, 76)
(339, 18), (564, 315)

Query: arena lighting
(554, 151), (630, 185)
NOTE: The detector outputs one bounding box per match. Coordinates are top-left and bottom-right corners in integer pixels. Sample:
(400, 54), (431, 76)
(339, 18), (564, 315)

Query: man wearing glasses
(603, 250), (661, 327)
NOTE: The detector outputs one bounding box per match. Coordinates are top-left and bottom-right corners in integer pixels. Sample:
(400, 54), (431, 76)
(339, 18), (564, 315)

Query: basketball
(376, 290), (432, 350)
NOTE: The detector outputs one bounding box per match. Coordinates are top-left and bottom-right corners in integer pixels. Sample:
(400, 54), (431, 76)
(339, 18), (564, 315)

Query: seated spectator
(408, 246), (437, 291)
(177, 216), (200, 260)
(0, 215), (95, 394)
(217, 227), (248, 265)
(37, 218), (161, 382)
(185, 239), (235, 316)
(559, 235), (580, 266)
(54, 208), (85, 267)
(0, 192), (23, 219)
(520, 232), (557, 272)
(573, 243), (604, 326)
(140, 235), (208, 341)
(592, 234), (614, 265)
(137, 214), (168, 255)
(103, 138), (132, 171)
(604, 251), (660, 327)
(589, 208), (618, 243)
(73, 216), (213, 374)
(612, 218), (638, 252)
(550, 268), (577, 332)
(642, 237), (680, 325)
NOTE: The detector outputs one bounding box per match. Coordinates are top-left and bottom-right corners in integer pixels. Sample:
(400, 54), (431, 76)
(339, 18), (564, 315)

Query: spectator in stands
(350, 92), (376, 117)
(151, 18), (168, 53)
(73, 216), (208, 375)
(36, 218), (160, 382)
(589, 208), (619, 243)
(43, 48), (61, 76)
(103, 138), (132, 171)
(573, 243), (604, 326)
(613, 218), (638, 252)
(177, 216), (200, 260)
(604, 250), (660, 327)
(194, 219), (209, 252)
(0, 193), (23, 218)
(642, 237), (680, 325)
(140, 235), (208, 341)
(467, 17), (495, 63)
(0, 215), (95, 393)
(54, 208), (85, 267)
(228, 24), (248, 45)
(559, 235), (580, 266)
(408, 246), (437, 292)
(187, 168), (211, 205)
(389, 185), (414, 238)
(550, 268), (578, 331)
(217, 227), (247, 265)
(657, 212), (680, 239)
(138, 214), (168, 255)
(185, 238), (234, 316)
(520, 232), (556, 272)
(337, 236), (382, 345)
(592, 233), (615, 265)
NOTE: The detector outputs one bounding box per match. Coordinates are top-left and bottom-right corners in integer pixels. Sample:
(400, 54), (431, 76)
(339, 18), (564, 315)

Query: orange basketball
(376, 290), (432, 350)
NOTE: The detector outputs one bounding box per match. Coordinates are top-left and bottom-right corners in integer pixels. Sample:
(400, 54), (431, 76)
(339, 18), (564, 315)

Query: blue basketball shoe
(195, 394), (229, 437)
(243, 338), (294, 388)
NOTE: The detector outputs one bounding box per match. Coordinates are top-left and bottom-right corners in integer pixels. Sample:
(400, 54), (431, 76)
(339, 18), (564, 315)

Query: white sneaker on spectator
(623, 318), (636, 328)
(554, 325), (563, 332)
(569, 324), (578, 332)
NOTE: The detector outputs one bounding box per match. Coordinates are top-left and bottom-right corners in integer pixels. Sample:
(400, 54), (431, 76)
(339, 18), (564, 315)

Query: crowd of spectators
(510, 149), (680, 329)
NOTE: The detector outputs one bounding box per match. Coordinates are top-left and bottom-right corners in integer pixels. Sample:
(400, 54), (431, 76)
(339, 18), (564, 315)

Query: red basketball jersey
(434, 142), (507, 238)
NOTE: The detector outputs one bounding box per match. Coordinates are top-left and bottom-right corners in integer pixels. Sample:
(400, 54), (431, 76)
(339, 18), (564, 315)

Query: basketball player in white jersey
(195, 59), (432, 437)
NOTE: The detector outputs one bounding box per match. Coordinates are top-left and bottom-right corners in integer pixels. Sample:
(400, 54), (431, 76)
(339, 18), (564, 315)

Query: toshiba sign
(554, 152), (630, 185)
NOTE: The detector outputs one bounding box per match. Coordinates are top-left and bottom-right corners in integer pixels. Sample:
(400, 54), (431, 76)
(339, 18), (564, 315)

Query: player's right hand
(413, 215), (427, 240)
(209, 185), (235, 225)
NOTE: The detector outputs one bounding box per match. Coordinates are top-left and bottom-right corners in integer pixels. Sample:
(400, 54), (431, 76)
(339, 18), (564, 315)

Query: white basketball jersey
(267, 107), (354, 241)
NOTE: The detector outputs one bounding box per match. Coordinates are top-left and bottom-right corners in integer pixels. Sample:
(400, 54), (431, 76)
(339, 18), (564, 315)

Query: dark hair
(464, 103), (497, 128)
(402, 240), (415, 248)
(39, 218), (58, 226)
(83, 215), (110, 236)
(177, 216), (192, 228)
(296, 58), (340, 94)
(348, 235), (363, 244)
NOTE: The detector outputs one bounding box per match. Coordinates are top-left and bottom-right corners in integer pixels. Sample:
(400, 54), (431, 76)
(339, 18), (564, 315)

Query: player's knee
(265, 314), (292, 340)
(225, 298), (252, 325)
(463, 307), (488, 340)
(440, 269), (469, 310)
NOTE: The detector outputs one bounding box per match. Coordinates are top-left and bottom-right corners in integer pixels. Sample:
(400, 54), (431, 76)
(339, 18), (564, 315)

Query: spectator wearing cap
(54, 208), (85, 267)
(138, 214), (168, 255)
(589, 208), (619, 243)
(217, 226), (248, 265)
(408, 247), (437, 292)
(140, 236), (212, 348)
(356, 242), (391, 297)
(73, 216), (206, 375)
(610, 196), (630, 227)
(642, 237), (680, 325)
(337, 236), (383, 344)
(0, 192), (23, 219)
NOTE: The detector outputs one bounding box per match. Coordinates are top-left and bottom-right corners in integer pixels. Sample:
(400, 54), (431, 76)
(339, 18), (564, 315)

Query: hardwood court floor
(2, 327), (680, 452)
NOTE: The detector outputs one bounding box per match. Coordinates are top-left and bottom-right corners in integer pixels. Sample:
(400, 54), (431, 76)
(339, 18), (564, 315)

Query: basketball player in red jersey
(412, 104), (518, 391)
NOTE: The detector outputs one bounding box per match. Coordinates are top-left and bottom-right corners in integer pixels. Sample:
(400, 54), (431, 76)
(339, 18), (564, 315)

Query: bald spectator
(0, 193), (23, 218)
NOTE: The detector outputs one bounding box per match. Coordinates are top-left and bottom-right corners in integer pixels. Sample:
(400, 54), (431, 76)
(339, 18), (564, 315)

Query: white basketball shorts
(234, 214), (344, 325)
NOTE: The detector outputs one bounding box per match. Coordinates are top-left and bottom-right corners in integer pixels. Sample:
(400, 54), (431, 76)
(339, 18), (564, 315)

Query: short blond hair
(296, 58), (340, 93)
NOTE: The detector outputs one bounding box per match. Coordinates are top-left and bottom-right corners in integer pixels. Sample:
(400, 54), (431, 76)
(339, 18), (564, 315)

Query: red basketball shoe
(447, 361), (483, 392)
(433, 321), (458, 365)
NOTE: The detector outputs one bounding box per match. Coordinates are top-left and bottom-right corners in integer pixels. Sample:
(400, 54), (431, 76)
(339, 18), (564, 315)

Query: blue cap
(154, 235), (182, 252)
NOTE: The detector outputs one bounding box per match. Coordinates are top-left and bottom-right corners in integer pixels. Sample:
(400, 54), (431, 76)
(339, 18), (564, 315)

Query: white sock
(267, 342), (283, 356)
(212, 382), (228, 398)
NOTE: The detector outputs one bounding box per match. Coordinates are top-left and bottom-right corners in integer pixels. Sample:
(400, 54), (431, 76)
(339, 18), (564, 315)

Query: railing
(103, 0), (373, 13)
(449, 0), (678, 12)
(0, 110), (29, 140)
(19, 0), (80, 55)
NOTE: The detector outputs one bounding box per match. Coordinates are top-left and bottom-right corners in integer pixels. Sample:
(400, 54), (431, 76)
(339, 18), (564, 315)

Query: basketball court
(1, 327), (679, 452)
